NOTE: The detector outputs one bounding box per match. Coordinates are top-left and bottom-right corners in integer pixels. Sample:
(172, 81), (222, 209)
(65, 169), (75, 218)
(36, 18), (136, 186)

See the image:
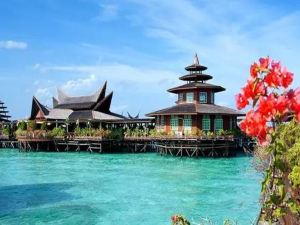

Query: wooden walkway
(0, 136), (248, 157)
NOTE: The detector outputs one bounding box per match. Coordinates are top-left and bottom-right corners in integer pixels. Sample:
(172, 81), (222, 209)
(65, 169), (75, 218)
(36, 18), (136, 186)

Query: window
(199, 92), (207, 103)
(183, 115), (192, 133)
(156, 116), (160, 130)
(215, 115), (223, 132)
(170, 115), (178, 131)
(178, 93), (184, 101)
(160, 116), (165, 131)
(202, 115), (210, 131)
(211, 92), (214, 104)
(186, 92), (194, 103)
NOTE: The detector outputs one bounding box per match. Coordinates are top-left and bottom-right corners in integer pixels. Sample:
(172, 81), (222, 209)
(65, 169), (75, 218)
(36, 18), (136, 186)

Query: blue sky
(0, 0), (300, 119)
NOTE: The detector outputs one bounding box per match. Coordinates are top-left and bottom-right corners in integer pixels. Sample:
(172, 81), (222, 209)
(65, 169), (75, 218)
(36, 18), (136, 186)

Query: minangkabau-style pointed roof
(29, 81), (126, 122)
(54, 81), (108, 110)
(29, 96), (50, 120)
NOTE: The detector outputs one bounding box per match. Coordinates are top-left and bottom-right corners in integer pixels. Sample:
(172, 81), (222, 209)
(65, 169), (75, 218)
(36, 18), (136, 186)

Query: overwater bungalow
(146, 54), (244, 135)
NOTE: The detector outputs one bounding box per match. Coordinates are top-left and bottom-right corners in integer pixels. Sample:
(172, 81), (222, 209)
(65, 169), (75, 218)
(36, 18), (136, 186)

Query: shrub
(50, 127), (65, 137)
(28, 120), (37, 131)
(41, 122), (48, 131)
(289, 166), (300, 188)
(107, 128), (124, 140)
(18, 121), (27, 131)
(15, 128), (28, 137)
(2, 126), (10, 136)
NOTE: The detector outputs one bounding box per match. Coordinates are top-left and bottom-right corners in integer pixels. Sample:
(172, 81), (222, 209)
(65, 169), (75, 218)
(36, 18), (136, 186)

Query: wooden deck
(0, 136), (249, 157)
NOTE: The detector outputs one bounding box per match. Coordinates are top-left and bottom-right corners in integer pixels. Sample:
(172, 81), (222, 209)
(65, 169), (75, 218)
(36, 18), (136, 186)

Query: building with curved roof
(146, 54), (244, 134)
(29, 82), (126, 122)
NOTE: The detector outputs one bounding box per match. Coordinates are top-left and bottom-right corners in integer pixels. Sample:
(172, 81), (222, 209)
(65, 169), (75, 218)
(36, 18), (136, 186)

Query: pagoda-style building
(0, 100), (11, 122)
(146, 54), (244, 134)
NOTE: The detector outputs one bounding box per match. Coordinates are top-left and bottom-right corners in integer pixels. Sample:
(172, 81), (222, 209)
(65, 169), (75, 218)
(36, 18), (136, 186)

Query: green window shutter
(202, 115), (210, 131)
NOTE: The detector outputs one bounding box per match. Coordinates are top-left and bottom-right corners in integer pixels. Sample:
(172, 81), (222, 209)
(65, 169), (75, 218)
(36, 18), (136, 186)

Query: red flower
(236, 56), (298, 145)
(250, 62), (259, 78)
(242, 80), (266, 100)
(240, 110), (267, 143)
(271, 60), (281, 73)
(275, 95), (289, 115)
(281, 67), (293, 88)
(264, 70), (281, 87)
(288, 88), (300, 113)
(171, 215), (177, 222)
(235, 93), (248, 110)
(259, 57), (270, 70)
(257, 95), (276, 119)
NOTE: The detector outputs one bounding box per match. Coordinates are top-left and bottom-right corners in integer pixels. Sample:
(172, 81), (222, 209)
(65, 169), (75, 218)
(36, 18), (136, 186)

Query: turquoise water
(0, 149), (261, 225)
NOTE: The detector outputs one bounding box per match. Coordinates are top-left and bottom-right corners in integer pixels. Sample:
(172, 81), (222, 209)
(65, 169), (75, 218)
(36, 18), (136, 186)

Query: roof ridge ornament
(194, 53), (199, 65)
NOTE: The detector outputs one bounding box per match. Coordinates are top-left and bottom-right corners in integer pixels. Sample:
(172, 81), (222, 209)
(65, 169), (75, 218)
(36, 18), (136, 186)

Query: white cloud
(61, 74), (97, 94)
(125, 0), (300, 107)
(35, 63), (177, 86)
(0, 40), (27, 49)
(35, 87), (54, 107)
(95, 4), (119, 22)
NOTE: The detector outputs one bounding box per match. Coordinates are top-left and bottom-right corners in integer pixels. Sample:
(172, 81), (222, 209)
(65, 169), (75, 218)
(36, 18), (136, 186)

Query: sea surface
(0, 149), (261, 225)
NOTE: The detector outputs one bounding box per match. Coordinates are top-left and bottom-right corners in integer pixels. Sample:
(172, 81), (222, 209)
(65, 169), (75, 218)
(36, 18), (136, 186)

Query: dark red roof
(146, 103), (245, 116)
(168, 82), (225, 93)
(179, 73), (212, 81)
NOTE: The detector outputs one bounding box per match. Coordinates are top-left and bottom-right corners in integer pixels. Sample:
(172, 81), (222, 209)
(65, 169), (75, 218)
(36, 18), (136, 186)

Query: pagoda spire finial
(193, 53), (199, 65)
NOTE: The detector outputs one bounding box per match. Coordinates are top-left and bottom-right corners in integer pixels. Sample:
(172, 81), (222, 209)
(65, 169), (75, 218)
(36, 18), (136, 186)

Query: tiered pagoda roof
(147, 54), (244, 117)
(0, 100), (11, 122)
(147, 103), (243, 116)
(30, 82), (126, 121)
